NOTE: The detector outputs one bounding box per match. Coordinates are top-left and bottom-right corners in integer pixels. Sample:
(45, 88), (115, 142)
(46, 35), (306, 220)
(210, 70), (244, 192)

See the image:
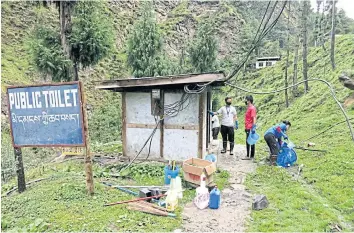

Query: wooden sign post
(14, 147), (26, 193)
(80, 84), (94, 195)
(6, 81), (93, 195)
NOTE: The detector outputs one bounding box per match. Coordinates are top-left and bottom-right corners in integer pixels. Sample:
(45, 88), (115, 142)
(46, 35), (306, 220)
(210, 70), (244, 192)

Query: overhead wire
(301, 118), (354, 144)
(224, 79), (354, 142)
(184, 0), (286, 94)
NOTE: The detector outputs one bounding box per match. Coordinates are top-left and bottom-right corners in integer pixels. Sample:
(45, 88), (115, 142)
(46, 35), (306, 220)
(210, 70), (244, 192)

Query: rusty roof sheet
(95, 71), (226, 91)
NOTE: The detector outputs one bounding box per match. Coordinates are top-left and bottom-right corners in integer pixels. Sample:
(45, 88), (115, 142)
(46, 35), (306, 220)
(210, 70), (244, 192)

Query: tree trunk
(14, 147), (26, 193)
(59, 1), (74, 80)
(284, 1), (290, 107)
(74, 62), (79, 81)
(330, 0), (336, 70)
(293, 37), (300, 97)
(302, 0), (309, 94)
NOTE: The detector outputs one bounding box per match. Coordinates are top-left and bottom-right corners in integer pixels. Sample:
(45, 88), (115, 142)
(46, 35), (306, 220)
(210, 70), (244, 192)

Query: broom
(133, 201), (168, 212)
(127, 205), (176, 218)
(128, 202), (176, 218)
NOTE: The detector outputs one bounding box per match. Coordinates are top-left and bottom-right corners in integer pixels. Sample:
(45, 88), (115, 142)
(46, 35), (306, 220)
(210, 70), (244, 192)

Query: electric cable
(225, 0), (286, 81)
(184, 0), (287, 94)
(301, 118), (354, 144)
(224, 79), (354, 141)
(118, 120), (161, 173)
(251, 1), (272, 47)
(119, 93), (193, 169)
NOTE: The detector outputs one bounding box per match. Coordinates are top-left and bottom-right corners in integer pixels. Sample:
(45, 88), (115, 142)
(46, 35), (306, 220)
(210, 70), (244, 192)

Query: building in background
(255, 56), (281, 69)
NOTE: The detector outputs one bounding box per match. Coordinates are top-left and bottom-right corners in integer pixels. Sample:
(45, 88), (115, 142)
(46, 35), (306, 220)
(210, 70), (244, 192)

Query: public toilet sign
(7, 82), (85, 147)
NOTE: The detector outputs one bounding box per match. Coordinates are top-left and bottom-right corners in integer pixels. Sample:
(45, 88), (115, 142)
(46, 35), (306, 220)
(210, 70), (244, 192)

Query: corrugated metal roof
(95, 71), (226, 91)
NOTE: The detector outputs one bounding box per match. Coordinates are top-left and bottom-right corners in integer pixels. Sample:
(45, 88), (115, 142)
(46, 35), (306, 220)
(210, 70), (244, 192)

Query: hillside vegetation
(232, 35), (354, 231)
(1, 0), (354, 232)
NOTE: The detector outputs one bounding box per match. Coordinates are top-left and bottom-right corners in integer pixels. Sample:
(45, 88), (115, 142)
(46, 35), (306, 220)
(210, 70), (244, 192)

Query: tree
(188, 21), (218, 73)
(301, 0), (310, 93)
(292, 1), (302, 98)
(29, 1), (114, 81)
(70, 1), (114, 80)
(127, 2), (165, 78)
(284, 1), (290, 107)
(337, 9), (354, 34)
(28, 24), (72, 82)
(330, 0), (337, 70)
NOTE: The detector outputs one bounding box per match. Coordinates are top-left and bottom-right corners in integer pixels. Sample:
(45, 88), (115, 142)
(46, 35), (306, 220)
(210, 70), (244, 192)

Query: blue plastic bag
(276, 142), (297, 167)
(205, 154), (217, 163)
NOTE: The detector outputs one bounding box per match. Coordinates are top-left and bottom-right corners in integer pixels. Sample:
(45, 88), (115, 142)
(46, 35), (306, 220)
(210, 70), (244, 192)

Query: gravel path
(181, 142), (257, 232)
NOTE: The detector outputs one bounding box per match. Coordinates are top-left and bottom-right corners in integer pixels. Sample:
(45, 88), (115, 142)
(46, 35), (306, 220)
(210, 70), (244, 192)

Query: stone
(252, 194), (269, 210)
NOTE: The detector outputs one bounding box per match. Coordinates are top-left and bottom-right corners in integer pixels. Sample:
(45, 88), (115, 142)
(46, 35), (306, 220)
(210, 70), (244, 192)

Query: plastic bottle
(209, 186), (221, 209)
(194, 174), (210, 209)
(175, 176), (183, 199)
(166, 178), (178, 211)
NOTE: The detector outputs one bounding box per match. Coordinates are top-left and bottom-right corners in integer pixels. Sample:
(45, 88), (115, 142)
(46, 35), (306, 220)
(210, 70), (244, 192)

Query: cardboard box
(182, 158), (217, 185)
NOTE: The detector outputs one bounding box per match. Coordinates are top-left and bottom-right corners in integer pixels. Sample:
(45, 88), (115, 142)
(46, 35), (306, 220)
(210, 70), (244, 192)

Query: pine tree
(29, 1), (114, 82)
(188, 21), (218, 73)
(70, 1), (115, 80)
(127, 2), (164, 78)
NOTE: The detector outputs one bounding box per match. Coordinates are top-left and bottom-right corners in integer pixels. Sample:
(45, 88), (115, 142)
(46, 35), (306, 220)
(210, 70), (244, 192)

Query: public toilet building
(96, 72), (225, 161)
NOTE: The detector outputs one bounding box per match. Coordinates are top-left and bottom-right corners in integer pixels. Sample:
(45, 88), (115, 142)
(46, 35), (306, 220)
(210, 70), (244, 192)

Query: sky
(310, 0), (354, 19)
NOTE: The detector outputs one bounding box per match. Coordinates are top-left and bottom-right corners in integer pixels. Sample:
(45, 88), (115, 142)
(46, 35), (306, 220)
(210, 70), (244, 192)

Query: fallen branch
(2, 178), (48, 197)
(102, 183), (168, 189)
(294, 147), (327, 153)
(104, 194), (166, 207)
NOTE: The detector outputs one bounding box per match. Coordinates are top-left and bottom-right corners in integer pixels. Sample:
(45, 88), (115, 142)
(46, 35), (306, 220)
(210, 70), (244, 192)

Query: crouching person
(264, 120), (291, 165)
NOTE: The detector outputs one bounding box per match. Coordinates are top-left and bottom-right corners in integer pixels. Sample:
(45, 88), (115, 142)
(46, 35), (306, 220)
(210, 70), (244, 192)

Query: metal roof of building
(95, 71), (226, 92)
(256, 56), (281, 61)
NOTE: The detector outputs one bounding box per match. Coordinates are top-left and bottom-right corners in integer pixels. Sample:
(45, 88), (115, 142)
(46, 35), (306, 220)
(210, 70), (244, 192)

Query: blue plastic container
(247, 131), (260, 145)
(209, 186), (221, 209)
(164, 166), (180, 185)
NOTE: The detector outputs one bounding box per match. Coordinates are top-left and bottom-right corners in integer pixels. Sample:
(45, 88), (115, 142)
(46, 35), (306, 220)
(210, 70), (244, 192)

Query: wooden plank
(122, 92), (127, 157)
(164, 125), (198, 130)
(126, 123), (157, 129)
(127, 123), (198, 130)
(198, 94), (204, 158)
(160, 90), (164, 158)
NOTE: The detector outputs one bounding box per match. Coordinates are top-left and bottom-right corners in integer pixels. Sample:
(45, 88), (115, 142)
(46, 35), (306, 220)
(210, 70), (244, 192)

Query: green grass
(245, 166), (343, 232)
(239, 35), (354, 231)
(1, 161), (229, 232)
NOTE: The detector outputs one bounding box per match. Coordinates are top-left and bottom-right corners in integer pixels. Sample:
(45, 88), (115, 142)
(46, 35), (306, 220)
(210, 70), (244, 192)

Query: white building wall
(163, 90), (199, 161)
(124, 90), (204, 162)
(125, 92), (161, 159)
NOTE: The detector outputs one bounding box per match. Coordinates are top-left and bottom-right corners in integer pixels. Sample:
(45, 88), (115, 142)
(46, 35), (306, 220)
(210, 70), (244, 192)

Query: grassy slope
(1, 161), (229, 232)
(233, 35), (354, 231)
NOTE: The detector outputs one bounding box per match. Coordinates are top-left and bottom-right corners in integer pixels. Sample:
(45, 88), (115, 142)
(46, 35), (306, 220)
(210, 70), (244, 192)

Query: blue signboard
(7, 82), (85, 147)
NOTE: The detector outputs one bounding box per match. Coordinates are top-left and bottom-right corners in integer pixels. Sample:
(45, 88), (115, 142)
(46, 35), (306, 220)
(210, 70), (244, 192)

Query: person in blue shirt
(264, 120), (291, 163)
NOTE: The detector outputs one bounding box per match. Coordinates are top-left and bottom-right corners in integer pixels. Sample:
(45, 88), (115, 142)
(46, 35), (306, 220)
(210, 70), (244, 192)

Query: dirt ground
(181, 142), (257, 232)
